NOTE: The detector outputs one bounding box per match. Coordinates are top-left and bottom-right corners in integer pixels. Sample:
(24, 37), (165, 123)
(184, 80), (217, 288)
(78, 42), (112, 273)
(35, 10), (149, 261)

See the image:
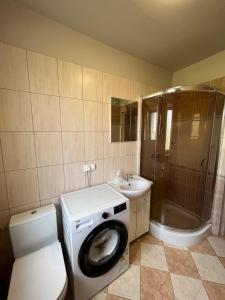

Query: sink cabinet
(129, 190), (151, 242)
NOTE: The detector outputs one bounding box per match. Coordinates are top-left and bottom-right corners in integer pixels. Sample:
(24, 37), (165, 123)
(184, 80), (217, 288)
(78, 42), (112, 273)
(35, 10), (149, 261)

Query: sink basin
(108, 175), (152, 198)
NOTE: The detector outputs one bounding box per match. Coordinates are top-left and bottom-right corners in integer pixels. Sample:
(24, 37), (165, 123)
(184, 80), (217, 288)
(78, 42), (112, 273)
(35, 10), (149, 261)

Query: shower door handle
(200, 159), (207, 170)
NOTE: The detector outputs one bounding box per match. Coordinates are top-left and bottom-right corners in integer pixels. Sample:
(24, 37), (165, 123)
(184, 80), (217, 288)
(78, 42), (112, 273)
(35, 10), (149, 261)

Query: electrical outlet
(89, 164), (96, 171)
(82, 164), (91, 172)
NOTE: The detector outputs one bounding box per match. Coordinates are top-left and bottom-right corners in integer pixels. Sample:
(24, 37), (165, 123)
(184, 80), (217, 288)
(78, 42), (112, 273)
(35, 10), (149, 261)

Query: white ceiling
(15, 0), (225, 71)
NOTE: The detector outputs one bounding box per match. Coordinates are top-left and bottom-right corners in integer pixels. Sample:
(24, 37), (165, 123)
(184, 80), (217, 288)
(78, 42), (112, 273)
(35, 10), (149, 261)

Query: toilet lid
(8, 241), (67, 300)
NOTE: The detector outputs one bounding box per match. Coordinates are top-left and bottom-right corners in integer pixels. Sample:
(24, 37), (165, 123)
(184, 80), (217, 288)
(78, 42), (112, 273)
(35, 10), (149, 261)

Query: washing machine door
(78, 220), (128, 277)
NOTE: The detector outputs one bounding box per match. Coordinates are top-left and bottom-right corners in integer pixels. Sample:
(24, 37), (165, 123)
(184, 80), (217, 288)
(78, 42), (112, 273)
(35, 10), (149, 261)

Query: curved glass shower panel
(202, 91), (225, 223)
(140, 87), (225, 231)
(141, 95), (159, 182)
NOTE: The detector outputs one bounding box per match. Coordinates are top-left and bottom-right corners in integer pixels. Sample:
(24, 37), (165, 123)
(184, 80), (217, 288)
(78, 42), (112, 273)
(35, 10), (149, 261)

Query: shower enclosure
(140, 86), (225, 240)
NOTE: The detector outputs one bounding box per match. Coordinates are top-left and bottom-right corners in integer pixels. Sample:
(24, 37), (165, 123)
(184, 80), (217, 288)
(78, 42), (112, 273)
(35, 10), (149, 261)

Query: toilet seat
(8, 241), (67, 300)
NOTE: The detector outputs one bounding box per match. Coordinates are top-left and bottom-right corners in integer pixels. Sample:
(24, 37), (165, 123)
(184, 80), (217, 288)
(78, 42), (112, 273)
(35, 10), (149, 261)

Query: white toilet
(7, 204), (68, 300)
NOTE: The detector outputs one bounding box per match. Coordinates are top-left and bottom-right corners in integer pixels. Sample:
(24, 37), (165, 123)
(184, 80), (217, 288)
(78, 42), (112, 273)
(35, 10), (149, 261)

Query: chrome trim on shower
(201, 92), (217, 223)
(143, 85), (215, 100)
(218, 97), (225, 235)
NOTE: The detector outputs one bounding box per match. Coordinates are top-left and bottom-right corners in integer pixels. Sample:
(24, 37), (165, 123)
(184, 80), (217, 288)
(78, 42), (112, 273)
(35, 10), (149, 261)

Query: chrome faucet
(125, 173), (132, 182)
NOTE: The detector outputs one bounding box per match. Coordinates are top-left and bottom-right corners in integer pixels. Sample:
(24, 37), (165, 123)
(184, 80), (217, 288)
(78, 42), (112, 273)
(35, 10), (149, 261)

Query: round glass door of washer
(78, 220), (128, 277)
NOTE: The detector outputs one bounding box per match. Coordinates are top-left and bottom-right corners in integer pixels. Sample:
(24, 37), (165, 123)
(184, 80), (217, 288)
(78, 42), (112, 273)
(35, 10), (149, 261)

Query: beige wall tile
(103, 73), (120, 103)
(104, 157), (118, 181)
(119, 155), (138, 175)
(64, 162), (85, 192)
(31, 94), (61, 131)
(0, 173), (8, 210)
(58, 60), (82, 99)
(119, 142), (128, 157)
(1, 132), (36, 171)
(6, 168), (39, 208)
(27, 51), (58, 95)
(120, 77), (135, 100)
(62, 132), (85, 163)
(103, 132), (119, 158)
(83, 67), (102, 101)
(10, 201), (40, 216)
(85, 132), (103, 161)
(119, 142), (138, 157)
(41, 197), (60, 207)
(35, 132), (63, 167)
(103, 103), (110, 131)
(0, 42), (29, 91)
(84, 101), (103, 131)
(0, 147), (3, 172)
(86, 160), (104, 186)
(60, 98), (84, 131)
(38, 165), (64, 199)
(127, 142), (138, 155)
(0, 90), (33, 131)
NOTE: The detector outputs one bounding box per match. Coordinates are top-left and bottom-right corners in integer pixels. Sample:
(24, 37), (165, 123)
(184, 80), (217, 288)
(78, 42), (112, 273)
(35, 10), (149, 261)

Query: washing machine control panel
(114, 202), (127, 215)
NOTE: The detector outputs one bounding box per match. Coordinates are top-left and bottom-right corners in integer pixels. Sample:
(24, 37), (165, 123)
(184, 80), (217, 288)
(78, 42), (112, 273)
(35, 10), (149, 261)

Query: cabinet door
(136, 194), (150, 238)
(129, 198), (137, 242)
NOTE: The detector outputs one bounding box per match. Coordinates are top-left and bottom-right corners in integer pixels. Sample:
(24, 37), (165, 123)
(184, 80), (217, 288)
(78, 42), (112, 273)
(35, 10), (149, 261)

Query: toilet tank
(9, 204), (58, 258)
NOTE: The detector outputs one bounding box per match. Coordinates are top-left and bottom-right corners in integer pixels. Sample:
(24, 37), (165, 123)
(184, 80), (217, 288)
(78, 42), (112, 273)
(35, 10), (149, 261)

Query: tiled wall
(0, 42), (156, 227)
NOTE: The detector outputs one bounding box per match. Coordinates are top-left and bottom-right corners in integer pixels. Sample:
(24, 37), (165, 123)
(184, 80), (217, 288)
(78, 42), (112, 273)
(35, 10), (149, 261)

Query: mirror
(111, 97), (138, 142)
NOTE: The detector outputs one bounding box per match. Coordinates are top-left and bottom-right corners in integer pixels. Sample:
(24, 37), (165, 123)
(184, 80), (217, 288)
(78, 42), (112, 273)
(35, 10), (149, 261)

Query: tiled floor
(91, 233), (225, 300)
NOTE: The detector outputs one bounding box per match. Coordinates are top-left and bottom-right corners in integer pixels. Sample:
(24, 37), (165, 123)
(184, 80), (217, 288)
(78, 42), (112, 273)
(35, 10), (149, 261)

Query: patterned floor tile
(141, 267), (174, 300)
(164, 242), (188, 251)
(189, 240), (216, 256)
(91, 292), (107, 300)
(165, 247), (199, 278)
(204, 281), (225, 300)
(139, 233), (163, 245)
(107, 295), (129, 300)
(191, 253), (225, 284)
(207, 236), (225, 257)
(171, 274), (209, 300)
(90, 287), (109, 300)
(219, 257), (225, 268)
(141, 243), (168, 271)
(108, 264), (140, 300)
(130, 240), (141, 265)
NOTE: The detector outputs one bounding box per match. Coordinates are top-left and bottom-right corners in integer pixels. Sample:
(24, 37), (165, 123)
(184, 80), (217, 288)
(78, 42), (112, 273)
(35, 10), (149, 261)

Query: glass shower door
(140, 95), (160, 182)
(141, 91), (215, 230)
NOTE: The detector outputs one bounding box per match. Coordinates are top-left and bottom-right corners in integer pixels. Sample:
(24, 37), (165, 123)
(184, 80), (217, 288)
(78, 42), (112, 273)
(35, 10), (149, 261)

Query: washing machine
(61, 184), (129, 300)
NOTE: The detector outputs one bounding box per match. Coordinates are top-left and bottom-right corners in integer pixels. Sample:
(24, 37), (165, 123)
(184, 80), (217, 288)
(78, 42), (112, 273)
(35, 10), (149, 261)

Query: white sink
(108, 175), (153, 198)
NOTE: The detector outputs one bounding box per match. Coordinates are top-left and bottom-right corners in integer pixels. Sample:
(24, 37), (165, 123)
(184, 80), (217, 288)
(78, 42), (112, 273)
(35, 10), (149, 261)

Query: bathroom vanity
(129, 190), (151, 242)
(108, 175), (152, 242)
